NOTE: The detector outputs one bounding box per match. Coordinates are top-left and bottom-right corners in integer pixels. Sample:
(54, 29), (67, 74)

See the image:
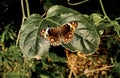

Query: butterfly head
(40, 27), (50, 39)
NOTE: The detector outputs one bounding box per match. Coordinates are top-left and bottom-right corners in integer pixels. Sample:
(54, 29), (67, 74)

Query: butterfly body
(40, 21), (78, 46)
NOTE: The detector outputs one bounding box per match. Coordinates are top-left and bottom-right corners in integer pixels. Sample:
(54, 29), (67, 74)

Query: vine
(99, 0), (111, 21)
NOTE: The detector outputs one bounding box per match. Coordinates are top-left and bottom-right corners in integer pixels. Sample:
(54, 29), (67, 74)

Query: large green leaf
(61, 15), (100, 53)
(46, 5), (80, 17)
(19, 14), (50, 59)
(19, 5), (100, 59)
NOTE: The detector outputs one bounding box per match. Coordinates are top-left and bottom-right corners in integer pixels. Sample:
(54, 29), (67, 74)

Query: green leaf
(96, 20), (114, 31)
(19, 5), (100, 59)
(62, 15), (100, 53)
(47, 5), (100, 53)
(19, 14), (50, 59)
(47, 5), (80, 17)
(43, 0), (61, 11)
(4, 72), (23, 78)
(49, 52), (66, 63)
(113, 21), (120, 38)
(90, 13), (103, 24)
(111, 63), (120, 78)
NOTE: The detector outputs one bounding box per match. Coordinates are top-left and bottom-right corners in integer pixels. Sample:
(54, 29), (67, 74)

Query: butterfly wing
(60, 21), (78, 44)
(47, 28), (62, 46)
(40, 27), (61, 46)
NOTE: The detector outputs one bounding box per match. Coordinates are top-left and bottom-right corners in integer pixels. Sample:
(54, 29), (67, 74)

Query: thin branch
(68, 56), (77, 78)
(21, 0), (26, 24)
(68, 0), (89, 6)
(115, 17), (120, 21)
(65, 50), (77, 78)
(81, 65), (113, 76)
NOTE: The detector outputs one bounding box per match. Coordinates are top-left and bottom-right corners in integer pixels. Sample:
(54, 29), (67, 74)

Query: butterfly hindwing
(47, 28), (61, 46)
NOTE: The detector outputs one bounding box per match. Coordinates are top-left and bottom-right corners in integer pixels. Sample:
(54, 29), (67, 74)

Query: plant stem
(25, 0), (30, 17)
(16, 0), (27, 46)
(21, 0), (26, 24)
(99, 0), (111, 21)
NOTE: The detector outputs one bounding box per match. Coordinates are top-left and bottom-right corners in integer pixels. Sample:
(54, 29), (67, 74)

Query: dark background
(0, 0), (120, 33)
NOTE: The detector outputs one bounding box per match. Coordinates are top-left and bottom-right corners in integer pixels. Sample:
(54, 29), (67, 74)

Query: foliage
(1, 0), (120, 78)
(0, 23), (34, 78)
(111, 63), (120, 78)
(0, 22), (17, 46)
(19, 6), (100, 59)
(0, 46), (23, 78)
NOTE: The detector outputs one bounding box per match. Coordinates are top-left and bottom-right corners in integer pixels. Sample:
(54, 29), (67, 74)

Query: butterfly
(40, 21), (78, 46)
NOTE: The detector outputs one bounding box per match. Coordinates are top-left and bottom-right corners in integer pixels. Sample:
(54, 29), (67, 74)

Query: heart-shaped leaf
(61, 15), (100, 53)
(19, 14), (50, 59)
